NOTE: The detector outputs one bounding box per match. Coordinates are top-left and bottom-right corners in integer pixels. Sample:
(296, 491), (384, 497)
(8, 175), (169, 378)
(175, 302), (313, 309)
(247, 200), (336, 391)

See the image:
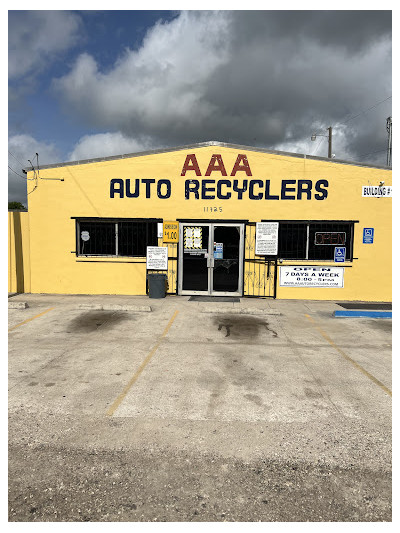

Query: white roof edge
(24, 140), (392, 172)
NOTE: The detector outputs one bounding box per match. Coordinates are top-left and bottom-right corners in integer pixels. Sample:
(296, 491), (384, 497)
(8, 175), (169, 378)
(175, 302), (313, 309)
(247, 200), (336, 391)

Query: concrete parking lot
(8, 294), (392, 521)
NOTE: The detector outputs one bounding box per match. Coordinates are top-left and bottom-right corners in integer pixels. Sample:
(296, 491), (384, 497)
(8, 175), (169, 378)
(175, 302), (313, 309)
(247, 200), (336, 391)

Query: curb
(8, 302), (28, 309)
(200, 307), (282, 315)
(77, 304), (152, 312)
(334, 310), (392, 319)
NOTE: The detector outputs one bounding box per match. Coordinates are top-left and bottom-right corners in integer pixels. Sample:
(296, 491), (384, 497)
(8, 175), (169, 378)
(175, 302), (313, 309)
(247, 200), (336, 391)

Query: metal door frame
(178, 222), (244, 296)
(211, 223), (244, 297)
(178, 222), (212, 296)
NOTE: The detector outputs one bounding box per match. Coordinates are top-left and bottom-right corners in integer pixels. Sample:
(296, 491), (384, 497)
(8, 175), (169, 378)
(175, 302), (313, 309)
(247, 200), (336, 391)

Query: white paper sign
(184, 226), (202, 249)
(81, 231), (90, 241)
(279, 266), (344, 288)
(185, 237), (193, 249)
(146, 246), (168, 270)
(255, 222), (279, 255)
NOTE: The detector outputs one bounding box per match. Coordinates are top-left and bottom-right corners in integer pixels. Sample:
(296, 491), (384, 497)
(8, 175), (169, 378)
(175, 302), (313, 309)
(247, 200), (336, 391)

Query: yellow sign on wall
(163, 221), (179, 243)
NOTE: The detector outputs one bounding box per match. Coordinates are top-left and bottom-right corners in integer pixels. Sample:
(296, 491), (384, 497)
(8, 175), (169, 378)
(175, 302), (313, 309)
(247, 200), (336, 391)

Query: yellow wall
(26, 146), (391, 301)
(8, 211), (31, 293)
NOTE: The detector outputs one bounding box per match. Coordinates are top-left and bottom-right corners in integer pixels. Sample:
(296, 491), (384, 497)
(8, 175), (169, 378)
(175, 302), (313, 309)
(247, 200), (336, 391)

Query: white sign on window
(255, 222), (279, 255)
(146, 246), (168, 270)
(279, 266), (344, 288)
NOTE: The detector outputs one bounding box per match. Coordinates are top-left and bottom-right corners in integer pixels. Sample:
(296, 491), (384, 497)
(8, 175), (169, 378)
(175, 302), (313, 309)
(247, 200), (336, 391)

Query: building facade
(17, 142), (391, 301)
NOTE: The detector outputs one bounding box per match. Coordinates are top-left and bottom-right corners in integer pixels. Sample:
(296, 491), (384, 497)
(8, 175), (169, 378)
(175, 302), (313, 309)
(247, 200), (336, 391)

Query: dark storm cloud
(230, 11), (391, 52)
(201, 11), (392, 153)
(51, 10), (391, 165)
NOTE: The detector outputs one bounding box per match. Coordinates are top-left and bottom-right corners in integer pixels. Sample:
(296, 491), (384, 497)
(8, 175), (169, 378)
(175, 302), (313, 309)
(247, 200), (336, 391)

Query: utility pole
(311, 126), (333, 158)
(386, 117), (392, 167)
(327, 126), (332, 159)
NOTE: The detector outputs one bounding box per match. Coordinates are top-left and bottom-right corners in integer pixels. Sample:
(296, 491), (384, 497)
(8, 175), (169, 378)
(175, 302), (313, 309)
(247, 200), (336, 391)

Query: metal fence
(244, 223), (276, 298)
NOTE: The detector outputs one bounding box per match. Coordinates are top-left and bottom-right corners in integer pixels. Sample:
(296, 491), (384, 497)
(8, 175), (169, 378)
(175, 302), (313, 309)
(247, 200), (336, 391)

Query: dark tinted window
(118, 221), (158, 256)
(79, 221), (115, 255)
(78, 220), (158, 256)
(275, 221), (354, 260)
(278, 223), (307, 259)
(309, 223), (353, 260)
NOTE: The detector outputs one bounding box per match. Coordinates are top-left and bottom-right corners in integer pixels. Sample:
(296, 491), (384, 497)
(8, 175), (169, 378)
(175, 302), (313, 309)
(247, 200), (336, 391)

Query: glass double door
(178, 223), (244, 296)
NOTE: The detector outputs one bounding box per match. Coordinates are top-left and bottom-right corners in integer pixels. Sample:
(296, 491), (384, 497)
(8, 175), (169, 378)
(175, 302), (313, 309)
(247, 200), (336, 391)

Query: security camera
(331, 154), (336, 158)
(379, 181), (385, 186)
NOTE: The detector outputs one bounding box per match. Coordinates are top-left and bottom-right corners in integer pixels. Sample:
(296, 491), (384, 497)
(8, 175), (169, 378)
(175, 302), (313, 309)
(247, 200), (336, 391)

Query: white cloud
(8, 134), (61, 205)
(41, 10), (393, 168)
(275, 124), (356, 162)
(9, 11), (81, 80)
(53, 11), (231, 136)
(51, 11), (391, 164)
(68, 132), (153, 161)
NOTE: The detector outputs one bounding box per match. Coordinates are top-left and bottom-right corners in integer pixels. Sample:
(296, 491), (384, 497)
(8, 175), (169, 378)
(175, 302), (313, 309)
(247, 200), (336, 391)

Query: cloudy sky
(8, 9), (392, 204)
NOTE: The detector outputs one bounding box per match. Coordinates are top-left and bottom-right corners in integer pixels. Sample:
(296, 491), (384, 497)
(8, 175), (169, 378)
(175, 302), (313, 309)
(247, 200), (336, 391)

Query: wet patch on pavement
(66, 311), (132, 333)
(361, 319), (392, 334)
(213, 314), (278, 339)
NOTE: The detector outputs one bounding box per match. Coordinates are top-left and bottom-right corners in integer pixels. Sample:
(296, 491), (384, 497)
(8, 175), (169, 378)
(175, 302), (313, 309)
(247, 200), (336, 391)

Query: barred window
(78, 221), (115, 255)
(308, 222), (353, 261)
(278, 223), (307, 259)
(118, 221), (158, 256)
(276, 221), (354, 261)
(76, 219), (159, 257)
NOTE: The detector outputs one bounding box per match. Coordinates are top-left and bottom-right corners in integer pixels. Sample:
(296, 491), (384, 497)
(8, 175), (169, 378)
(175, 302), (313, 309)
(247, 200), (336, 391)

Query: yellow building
(13, 141), (391, 301)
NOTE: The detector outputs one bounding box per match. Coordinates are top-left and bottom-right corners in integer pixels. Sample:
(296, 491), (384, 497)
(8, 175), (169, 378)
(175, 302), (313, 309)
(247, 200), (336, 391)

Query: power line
(311, 135), (325, 156)
(337, 96), (392, 127)
(358, 148), (387, 158)
(311, 95), (392, 158)
(8, 150), (25, 167)
(8, 165), (28, 180)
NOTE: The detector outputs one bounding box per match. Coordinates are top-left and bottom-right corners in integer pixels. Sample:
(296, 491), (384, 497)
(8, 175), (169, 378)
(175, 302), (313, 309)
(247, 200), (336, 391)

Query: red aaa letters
(181, 154), (252, 177)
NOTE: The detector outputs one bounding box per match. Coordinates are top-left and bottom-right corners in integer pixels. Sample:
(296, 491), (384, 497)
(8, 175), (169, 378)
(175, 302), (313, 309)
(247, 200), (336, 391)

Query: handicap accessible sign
(363, 228), (374, 244)
(334, 247), (346, 262)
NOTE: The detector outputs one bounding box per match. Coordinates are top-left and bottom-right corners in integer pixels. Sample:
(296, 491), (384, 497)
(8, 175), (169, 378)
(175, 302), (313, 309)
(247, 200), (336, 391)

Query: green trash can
(147, 273), (167, 298)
